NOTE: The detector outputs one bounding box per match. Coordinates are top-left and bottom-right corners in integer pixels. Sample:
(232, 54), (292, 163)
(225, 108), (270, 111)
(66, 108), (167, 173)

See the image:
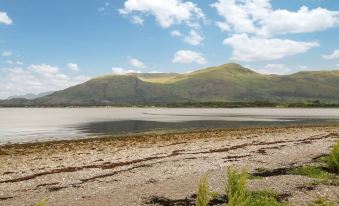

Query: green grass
(308, 196), (336, 206)
(326, 141), (339, 173)
(196, 176), (211, 206)
(195, 167), (288, 206)
(226, 167), (288, 206)
(287, 166), (333, 179)
(226, 167), (250, 206)
(250, 190), (288, 206)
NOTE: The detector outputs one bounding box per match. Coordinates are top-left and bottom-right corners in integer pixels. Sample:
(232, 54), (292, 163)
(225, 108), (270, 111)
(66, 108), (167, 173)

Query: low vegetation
(226, 167), (250, 206)
(326, 141), (339, 173)
(196, 167), (287, 206)
(196, 176), (211, 206)
(287, 165), (333, 179)
(35, 198), (48, 206)
(307, 196), (336, 206)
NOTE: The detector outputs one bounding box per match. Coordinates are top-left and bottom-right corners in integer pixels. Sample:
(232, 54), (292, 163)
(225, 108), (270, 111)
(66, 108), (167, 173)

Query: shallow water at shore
(1, 108), (339, 144)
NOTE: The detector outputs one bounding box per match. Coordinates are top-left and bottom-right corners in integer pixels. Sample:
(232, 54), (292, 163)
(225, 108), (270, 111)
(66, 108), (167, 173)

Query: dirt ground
(0, 126), (338, 206)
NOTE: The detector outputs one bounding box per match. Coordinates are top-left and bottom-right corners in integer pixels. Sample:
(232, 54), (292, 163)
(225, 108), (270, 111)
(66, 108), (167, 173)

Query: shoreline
(1, 125), (338, 205)
(1, 123), (339, 148)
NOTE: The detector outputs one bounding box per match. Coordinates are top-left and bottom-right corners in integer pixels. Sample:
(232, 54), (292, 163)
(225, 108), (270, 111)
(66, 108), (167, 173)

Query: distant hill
(1, 63), (339, 106)
(7, 91), (54, 100)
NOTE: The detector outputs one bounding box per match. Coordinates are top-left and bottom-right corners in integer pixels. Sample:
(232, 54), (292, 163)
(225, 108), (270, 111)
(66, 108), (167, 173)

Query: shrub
(326, 141), (339, 173)
(196, 176), (210, 206)
(226, 167), (250, 206)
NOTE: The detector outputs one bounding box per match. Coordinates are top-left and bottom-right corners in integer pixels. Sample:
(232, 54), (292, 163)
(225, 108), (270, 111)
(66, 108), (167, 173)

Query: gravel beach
(0, 126), (338, 206)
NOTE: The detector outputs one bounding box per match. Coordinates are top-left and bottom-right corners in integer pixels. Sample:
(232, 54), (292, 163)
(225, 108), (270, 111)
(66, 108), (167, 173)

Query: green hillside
(2, 63), (339, 106)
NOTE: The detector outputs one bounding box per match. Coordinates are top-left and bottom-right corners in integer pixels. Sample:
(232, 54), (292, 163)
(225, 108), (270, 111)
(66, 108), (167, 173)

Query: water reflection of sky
(1, 108), (339, 145)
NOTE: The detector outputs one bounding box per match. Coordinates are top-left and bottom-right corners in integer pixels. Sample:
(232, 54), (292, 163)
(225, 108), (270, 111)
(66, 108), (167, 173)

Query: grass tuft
(226, 167), (250, 206)
(196, 175), (210, 206)
(326, 141), (339, 173)
(35, 198), (48, 206)
(288, 165), (333, 179)
(308, 196), (336, 206)
(250, 190), (288, 206)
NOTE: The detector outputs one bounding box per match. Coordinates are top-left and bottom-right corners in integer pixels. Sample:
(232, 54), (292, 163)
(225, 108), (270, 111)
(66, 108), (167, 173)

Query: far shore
(2, 100), (339, 108)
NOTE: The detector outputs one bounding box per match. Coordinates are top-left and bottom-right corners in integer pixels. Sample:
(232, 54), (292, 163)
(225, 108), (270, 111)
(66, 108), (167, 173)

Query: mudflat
(0, 126), (338, 206)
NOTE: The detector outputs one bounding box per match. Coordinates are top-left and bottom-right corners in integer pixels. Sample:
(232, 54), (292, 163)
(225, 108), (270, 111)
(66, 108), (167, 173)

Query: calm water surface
(1, 108), (339, 144)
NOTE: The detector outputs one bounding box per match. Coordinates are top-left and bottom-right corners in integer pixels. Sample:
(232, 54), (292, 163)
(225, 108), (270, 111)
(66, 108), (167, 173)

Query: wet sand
(0, 126), (338, 206)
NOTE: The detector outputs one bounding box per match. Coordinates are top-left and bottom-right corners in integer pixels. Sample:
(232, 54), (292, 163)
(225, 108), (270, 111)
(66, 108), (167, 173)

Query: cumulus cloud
(0, 11), (12, 25)
(131, 15), (144, 25)
(119, 0), (205, 28)
(322, 50), (339, 59)
(184, 30), (203, 45)
(255, 64), (291, 75)
(112, 67), (141, 74)
(67, 63), (80, 71)
(215, 21), (230, 32)
(171, 30), (183, 37)
(172, 50), (207, 64)
(1, 51), (12, 57)
(28, 64), (59, 75)
(0, 65), (90, 99)
(129, 58), (146, 68)
(223, 34), (319, 61)
(211, 0), (339, 37)
(171, 29), (203, 46)
(211, 0), (339, 62)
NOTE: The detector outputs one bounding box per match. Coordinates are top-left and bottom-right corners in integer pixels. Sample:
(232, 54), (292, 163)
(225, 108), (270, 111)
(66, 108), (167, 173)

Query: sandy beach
(0, 126), (338, 206)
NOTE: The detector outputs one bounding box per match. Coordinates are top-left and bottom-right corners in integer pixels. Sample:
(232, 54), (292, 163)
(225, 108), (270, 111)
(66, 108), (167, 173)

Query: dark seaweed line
(1, 133), (337, 184)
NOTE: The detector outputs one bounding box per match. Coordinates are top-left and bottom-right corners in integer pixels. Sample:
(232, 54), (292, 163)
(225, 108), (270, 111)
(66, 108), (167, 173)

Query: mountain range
(1, 63), (339, 106)
(6, 91), (54, 100)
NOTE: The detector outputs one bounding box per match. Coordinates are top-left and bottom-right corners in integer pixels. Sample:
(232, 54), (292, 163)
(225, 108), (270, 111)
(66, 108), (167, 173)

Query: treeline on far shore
(1, 100), (339, 108)
(157, 100), (339, 108)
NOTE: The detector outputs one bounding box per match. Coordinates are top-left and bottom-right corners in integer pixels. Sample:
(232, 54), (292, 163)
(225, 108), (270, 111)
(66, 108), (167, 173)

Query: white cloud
(129, 58), (146, 68)
(336, 64), (339, 68)
(0, 11), (12, 25)
(322, 50), (339, 59)
(131, 15), (144, 25)
(184, 30), (203, 45)
(28, 64), (59, 75)
(16, 61), (23, 66)
(67, 63), (80, 71)
(5, 60), (23, 65)
(172, 50), (207, 64)
(215, 21), (230, 32)
(98, 2), (110, 13)
(171, 30), (183, 37)
(112, 67), (141, 74)
(211, 0), (339, 37)
(223, 34), (319, 61)
(28, 64), (60, 76)
(119, 0), (205, 28)
(255, 64), (291, 75)
(0, 65), (90, 99)
(171, 29), (203, 45)
(299, 65), (309, 70)
(1, 51), (12, 57)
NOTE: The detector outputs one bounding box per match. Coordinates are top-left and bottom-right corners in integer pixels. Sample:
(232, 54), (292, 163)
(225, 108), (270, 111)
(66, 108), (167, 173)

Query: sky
(0, 0), (339, 98)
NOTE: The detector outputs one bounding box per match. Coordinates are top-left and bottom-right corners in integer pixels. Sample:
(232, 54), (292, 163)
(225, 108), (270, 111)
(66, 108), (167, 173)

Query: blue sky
(0, 0), (339, 98)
